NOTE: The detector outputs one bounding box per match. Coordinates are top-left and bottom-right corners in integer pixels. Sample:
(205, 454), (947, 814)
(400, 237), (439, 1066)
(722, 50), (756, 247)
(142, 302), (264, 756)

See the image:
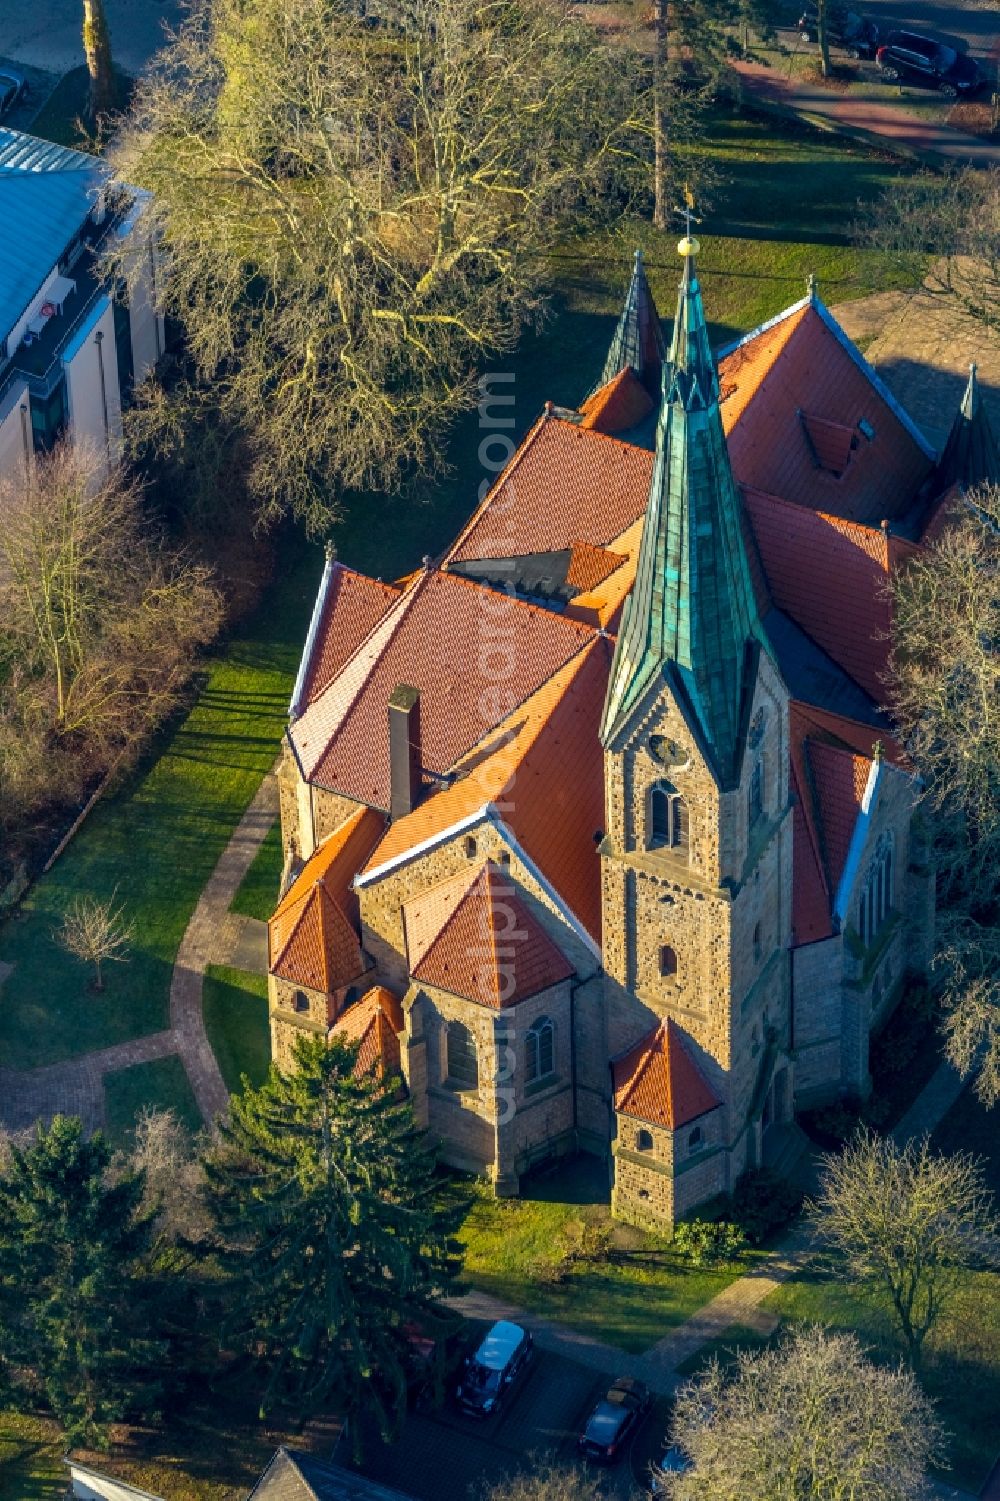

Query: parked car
(0, 67), (27, 119)
(797, 7), (879, 59)
(454, 1320), (533, 1418)
(578, 1376), (652, 1463)
(875, 30), (983, 96)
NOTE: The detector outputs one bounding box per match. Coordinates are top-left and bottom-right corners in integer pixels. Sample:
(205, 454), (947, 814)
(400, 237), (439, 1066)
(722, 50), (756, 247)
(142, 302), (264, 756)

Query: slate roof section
(934, 362), (1000, 494)
(268, 806), (385, 992)
(445, 416), (653, 565)
(331, 986), (404, 1077)
(591, 248), (667, 397)
(408, 861), (574, 1007)
(289, 568), (596, 807)
(291, 557), (400, 716)
(248, 1447), (416, 1501)
(613, 1018), (720, 1129)
(718, 298), (933, 525)
(360, 636), (612, 944)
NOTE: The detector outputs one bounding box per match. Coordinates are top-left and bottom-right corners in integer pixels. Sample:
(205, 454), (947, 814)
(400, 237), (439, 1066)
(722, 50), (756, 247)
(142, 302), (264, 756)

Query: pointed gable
(601, 239), (770, 787)
(579, 367), (656, 436)
(591, 247), (667, 397)
(268, 806), (385, 990)
(409, 862), (574, 1007)
(718, 297), (933, 525)
(934, 362), (1000, 494)
(613, 1018), (719, 1129)
(331, 986), (404, 1077)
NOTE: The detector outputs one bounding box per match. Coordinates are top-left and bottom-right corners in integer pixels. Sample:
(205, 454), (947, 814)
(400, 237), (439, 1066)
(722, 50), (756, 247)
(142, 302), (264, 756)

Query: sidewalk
(731, 57), (1000, 169)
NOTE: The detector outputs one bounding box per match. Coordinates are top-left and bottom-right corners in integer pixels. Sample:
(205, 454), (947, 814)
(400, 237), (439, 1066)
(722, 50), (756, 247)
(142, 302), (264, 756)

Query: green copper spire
(600, 236), (768, 787)
(592, 249), (667, 397)
(935, 362), (1000, 493)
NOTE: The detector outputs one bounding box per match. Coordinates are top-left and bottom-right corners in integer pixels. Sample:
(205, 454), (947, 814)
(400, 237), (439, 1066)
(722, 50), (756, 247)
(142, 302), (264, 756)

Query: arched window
(447, 1020), (478, 1088)
(648, 781), (688, 853)
(525, 1016), (555, 1083)
(859, 834), (894, 947)
(293, 990), (309, 1014)
(748, 756), (764, 827)
(637, 1128), (654, 1151)
(464, 835), (478, 859)
(659, 944), (678, 979)
(688, 1125), (703, 1152)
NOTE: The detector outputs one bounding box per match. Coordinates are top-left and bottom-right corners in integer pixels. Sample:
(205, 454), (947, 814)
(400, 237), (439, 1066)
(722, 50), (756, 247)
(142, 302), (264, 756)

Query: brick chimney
(388, 683), (422, 821)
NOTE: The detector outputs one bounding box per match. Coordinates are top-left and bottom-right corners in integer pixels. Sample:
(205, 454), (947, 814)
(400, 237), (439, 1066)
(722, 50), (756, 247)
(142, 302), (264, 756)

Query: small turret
(591, 248), (667, 398)
(934, 362), (1000, 493)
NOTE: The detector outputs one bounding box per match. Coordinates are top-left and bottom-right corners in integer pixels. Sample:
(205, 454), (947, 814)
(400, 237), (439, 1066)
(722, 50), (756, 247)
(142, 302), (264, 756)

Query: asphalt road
(0, 0), (182, 79)
(348, 1345), (672, 1501)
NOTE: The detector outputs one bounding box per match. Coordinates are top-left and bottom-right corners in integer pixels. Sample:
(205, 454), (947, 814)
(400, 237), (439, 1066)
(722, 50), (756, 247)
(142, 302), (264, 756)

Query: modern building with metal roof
(0, 125), (162, 483)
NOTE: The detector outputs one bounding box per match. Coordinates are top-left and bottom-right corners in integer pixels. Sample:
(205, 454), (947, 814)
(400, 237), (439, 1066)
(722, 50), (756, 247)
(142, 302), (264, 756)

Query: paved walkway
(450, 1051), (974, 1403)
(0, 765), (279, 1137)
(731, 57), (1000, 169)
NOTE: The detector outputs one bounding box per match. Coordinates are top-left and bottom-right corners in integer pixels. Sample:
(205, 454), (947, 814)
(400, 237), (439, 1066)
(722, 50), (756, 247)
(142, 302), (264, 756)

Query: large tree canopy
(888, 485), (1000, 1102)
(203, 1035), (461, 1436)
(110, 0), (649, 529)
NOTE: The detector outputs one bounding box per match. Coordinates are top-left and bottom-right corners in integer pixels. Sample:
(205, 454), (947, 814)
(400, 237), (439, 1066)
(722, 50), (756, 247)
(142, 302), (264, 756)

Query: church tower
(600, 234), (794, 1228)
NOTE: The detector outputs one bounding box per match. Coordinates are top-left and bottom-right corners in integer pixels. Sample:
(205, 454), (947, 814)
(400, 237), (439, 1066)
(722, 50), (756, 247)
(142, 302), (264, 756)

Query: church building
(266, 234), (998, 1229)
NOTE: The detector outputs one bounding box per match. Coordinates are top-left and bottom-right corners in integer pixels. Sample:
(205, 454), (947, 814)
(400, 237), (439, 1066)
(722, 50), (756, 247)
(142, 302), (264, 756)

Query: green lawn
(103, 1055), (203, 1145)
(0, 1413), (65, 1501)
(0, 106), (925, 1124)
(457, 1156), (760, 1353)
(0, 539), (315, 1075)
(230, 820), (284, 922)
(759, 1264), (1000, 1492)
(202, 965), (272, 1094)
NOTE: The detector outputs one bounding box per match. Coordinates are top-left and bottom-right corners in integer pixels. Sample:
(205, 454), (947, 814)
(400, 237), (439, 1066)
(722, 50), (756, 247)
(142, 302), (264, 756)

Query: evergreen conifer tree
(0, 1115), (166, 1446)
(203, 1036), (461, 1440)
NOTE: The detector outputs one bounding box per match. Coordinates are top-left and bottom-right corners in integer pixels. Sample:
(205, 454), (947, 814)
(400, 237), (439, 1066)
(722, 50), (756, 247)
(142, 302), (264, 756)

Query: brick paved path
(0, 764), (279, 1137)
(731, 57), (1000, 169)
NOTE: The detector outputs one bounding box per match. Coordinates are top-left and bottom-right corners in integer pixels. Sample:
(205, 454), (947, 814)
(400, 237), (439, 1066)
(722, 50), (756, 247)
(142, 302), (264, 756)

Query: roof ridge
(811, 298), (937, 462)
(741, 483), (892, 549)
(553, 414), (649, 456)
(444, 414), (548, 564)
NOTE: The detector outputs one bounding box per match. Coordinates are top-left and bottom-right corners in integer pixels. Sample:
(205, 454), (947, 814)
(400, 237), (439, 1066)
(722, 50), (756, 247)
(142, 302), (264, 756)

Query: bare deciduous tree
(657, 1325), (942, 1501)
(887, 485), (1000, 1102)
(811, 1131), (1000, 1369)
(107, 0), (651, 531)
(83, 0), (116, 120)
(0, 442), (223, 833)
(58, 891), (135, 991)
(861, 167), (1000, 333)
(477, 1461), (606, 1501)
(125, 1107), (210, 1244)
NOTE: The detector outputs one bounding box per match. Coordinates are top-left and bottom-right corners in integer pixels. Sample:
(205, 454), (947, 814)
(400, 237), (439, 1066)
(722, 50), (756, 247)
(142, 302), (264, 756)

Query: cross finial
(674, 185), (701, 242)
(807, 272), (817, 299)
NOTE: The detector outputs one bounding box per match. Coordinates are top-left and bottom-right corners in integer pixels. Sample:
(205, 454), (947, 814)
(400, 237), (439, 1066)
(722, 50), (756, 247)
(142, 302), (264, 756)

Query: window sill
(524, 1073), (561, 1098)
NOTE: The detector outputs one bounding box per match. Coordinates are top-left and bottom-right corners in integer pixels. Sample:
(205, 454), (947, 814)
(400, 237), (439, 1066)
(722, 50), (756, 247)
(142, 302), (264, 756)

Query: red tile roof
(788, 701), (904, 946)
(613, 1019), (720, 1129)
(362, 636), (611, 942)
(290, 568), (596, 807)
(566, 541), (629, 593)
(408, 861), (574, 1007)
(330, 986), (403, 1078)
(719, 302), (932, 524)
(743, 487), (892, 702)
(808, 739), (872, 893)
(578, 368), (656, 435)
(446, 416), (654, 565)
(299, 563), (400, 708)
(268, 806), (385, 990)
